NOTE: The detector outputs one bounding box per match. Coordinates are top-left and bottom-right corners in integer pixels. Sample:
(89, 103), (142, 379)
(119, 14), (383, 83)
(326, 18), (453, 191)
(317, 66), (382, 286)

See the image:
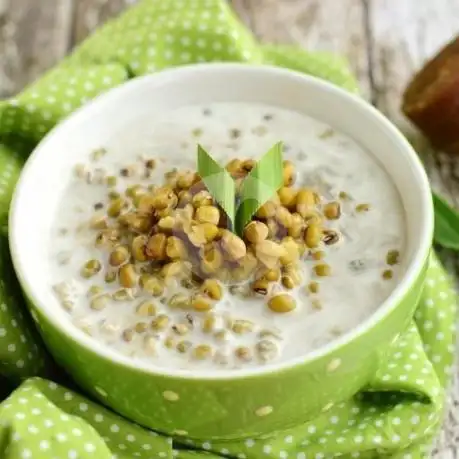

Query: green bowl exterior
(25, 253), (429, 440)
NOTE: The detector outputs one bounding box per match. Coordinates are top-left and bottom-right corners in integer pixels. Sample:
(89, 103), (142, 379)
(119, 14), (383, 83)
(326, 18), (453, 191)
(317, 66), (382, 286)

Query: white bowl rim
(9, 63), (434, 380)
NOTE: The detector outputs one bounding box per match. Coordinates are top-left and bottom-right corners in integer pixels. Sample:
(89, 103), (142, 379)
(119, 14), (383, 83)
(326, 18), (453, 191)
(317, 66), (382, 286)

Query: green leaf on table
(432, 192), (459, 250)
(235, 142), (284, 235)
(197, 145), (235, 228)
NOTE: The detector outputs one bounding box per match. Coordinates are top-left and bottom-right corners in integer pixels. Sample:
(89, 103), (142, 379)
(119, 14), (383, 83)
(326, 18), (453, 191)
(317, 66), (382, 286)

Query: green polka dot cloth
(0, 1), (456, 458)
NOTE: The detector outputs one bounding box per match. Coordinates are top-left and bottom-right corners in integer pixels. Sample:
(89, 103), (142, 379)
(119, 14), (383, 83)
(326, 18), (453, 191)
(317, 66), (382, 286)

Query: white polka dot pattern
(0, 378), (170, 458)
(0, 0), (455, 458)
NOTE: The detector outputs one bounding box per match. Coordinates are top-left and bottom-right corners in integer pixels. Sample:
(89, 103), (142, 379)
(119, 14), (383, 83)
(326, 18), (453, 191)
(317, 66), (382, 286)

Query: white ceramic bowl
(9, 64), (434, 439)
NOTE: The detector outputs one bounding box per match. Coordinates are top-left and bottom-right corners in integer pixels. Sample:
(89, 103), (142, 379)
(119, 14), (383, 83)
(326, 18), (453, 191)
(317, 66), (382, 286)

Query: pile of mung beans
(54, 152), (399, 366)
(78, 156), (350, 311)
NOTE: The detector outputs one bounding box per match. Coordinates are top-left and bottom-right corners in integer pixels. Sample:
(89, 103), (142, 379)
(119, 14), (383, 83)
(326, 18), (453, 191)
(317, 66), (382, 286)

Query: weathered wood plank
(233, 0), (371, 99)
(368, 0), (459, 121)
(230, 0), (254, 30)
(367, 0), (459, 271)
(367, 0), (459, 197)
(0, 0), (74, 98)
(72, 0), (137, 46)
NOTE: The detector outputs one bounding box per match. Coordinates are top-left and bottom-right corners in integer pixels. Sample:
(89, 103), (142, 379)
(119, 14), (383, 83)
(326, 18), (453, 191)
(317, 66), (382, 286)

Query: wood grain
(367, 0), (459, 278)
(0, 0), (73, 98)
(232, 0), (372, 99)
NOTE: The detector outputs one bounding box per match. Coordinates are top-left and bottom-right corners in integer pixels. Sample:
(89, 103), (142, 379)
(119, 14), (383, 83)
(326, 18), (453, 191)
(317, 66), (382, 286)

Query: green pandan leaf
(235, 142), (284, 235)
(197, 145), (235, 228)
(432, 192), (459, 250)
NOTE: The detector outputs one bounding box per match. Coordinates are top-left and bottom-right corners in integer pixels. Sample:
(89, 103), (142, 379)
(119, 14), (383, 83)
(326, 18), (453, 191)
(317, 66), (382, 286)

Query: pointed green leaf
(197, 145), (235, 227)
(432, 192), (459, 250)
(235, 142), (284, 235)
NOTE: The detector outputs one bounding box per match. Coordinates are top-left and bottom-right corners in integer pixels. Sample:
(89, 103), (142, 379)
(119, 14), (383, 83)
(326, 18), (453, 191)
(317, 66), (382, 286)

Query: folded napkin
(0, 1), (456, 458)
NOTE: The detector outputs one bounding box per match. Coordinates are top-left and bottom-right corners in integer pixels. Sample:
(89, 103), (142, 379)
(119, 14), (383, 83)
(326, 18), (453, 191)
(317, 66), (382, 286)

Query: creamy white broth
(49, 102), (405, 370)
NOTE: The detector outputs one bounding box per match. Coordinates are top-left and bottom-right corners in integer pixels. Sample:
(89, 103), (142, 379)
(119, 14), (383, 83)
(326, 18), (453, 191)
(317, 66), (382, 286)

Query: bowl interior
(9, 64), (433, 379)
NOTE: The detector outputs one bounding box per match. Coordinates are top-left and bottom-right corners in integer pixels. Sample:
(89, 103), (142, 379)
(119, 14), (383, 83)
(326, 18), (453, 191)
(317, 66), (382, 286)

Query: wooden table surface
(0, 0), (458, 456)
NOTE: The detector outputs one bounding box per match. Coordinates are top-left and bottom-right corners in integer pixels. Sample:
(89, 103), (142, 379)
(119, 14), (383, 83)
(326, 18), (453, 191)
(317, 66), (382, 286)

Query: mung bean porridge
(50, 103), (405, 371)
